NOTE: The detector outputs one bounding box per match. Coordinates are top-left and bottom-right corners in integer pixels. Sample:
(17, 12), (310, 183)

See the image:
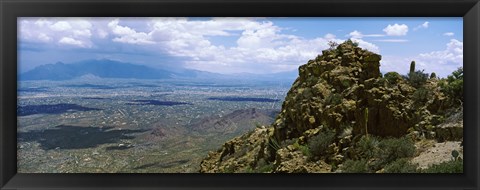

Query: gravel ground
(411, 141), (463, 169)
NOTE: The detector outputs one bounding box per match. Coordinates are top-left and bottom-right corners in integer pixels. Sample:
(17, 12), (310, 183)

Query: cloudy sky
(18, 17), (462, 77)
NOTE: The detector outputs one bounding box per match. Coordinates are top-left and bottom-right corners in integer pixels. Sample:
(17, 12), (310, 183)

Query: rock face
(199, 40), (462, 173)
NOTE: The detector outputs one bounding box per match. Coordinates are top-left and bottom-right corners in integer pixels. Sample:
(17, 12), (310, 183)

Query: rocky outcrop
(199, 40), (462, 173)
(199, 127), (273, 173)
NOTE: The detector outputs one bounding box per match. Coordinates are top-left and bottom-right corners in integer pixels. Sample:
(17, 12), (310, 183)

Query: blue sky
(18, 17), (463, 77)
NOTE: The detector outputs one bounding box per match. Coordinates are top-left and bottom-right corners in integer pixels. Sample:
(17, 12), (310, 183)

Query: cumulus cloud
(417, 39), (462, 66)
(58, 37), (86, 47)
(413, 21), (429, 31)
(143, 17), (358, 73)
(324, 33), (336, 40)
(381, 39), (462, 77)
(347, 30), (384, 39)
(50, 21), (72, 31)
(20, 18), (94, 48)
(348, 30), (363, 38)
(443, 32), (454, 36)
(19, 17), (383, 74)
(108, 19), (154, 45)
(383, 24), (408, 36)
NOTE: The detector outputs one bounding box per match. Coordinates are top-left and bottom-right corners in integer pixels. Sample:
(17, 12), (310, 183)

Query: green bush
(407, 70), (429, 88)
(383, 158), (418, 173)
(341, 159), (369, 173)
(355, 136), (380, 159)
(377, 136), (416, 164)
(308, 128), (336, 159)
(412, 87), (429, 104)
(342, 136), (417, 173)
(422, 159), (463, 173)
(253, 158), (275, 173)
(440, 67), (463, 104)
(384, 72), (402, 85)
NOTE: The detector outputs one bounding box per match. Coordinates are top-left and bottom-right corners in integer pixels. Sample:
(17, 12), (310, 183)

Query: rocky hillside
(199, 40), (463, 173)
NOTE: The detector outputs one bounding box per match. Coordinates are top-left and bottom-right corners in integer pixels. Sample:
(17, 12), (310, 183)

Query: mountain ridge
(20, 59), (298, 81)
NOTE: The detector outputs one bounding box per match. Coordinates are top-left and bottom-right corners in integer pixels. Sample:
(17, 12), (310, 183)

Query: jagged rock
(274, 147), (331, 173)
(199, 127), (272, 173)
(432, 109), (463, 142)
(273, 40), (417, 140)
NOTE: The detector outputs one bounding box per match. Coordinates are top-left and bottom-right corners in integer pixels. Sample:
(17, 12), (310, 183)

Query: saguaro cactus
(409, 61), (416, 74)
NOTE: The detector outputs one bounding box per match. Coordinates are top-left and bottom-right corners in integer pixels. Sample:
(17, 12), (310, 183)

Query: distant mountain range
(20, 59), (298, 81)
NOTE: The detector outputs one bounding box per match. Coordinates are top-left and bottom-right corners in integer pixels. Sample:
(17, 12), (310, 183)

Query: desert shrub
(384, 72), (402, 85)
(328, 41), (339, 50)
(223, 165), (236, 173)
(407, 70), (429, 88)
(377, 136), (416, 164)
(341, 159), (369, 173)
(325, 93), (343, 105)
(344, 39), (359, 47)
(308, 128), (336, 159)
(268, 137), (282, 151)
(412, 87), (429, 104)
(233, 146), (249, 157)
(383, 158), (418, 173)
(293, 141), (312, 157)
(440, 67), (463, 104)
(254, 158), (275, 173)
(422, 159), (463, 173)
(257, 164), (274, 173)
(355, 136), (380, 159)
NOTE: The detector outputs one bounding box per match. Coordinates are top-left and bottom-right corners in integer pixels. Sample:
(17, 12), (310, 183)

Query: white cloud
(97, 29), (109, 38)
(413, 21), (429, 31)
(324, 33), (336, 39)
(374, 39), (408, 43)
(58, 37), (86, 47)
(383, 24), (408, 36)
(443, 32), (454, 36)
(50, 21), (72, 31)
(351, 39), (380, 53)
(108, 19), (154, 45)
(20, 18), (94, 48)
(348, 30), (363, 38)
(347, 30), (384, 39)
(417, 39), (462, 66)
(20, 17), (384, 74)
(381, 39), (462, 77)
(143, 18), (334, 73)
(37, 33), (52, 42)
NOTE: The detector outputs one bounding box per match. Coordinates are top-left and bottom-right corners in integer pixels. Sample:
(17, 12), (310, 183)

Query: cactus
(409, 61), (416, 74)
(364, 107), (369, 138)
(451, 150), (459, 161)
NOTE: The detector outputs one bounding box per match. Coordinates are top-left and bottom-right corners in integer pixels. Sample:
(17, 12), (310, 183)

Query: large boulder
(273, 40), (415, 141)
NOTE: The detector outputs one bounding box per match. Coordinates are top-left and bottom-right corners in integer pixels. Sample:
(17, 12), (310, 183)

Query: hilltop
(199, 40), (463, 173)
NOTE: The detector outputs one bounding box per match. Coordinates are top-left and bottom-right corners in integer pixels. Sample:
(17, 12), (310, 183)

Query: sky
(18, 17), (463, 78)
